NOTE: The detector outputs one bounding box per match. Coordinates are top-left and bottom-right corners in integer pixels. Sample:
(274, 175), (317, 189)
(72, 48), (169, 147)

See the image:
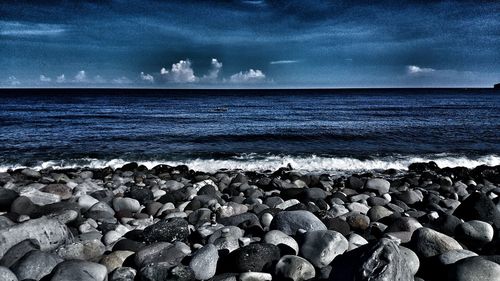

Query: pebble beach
(0, 161), (500, 281)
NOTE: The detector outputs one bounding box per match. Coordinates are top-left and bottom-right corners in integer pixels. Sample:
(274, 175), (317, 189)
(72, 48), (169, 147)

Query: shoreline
(0, 161), (499, 280)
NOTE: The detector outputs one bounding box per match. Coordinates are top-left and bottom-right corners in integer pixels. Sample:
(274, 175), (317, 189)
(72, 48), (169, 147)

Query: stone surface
(409, 227), (463, 258)
(299, 230), (348, 268)
(446, 257), (500, 281)
(142, 217), (190, 243)
(275, 255), (315, 281)
(0, 266), (18, 281)
(365, 178), (390, 195)
(48, 260), (108, 281)
(270, 210), (327, 235)
(189, 244), (218, 280)
(10, 250), (63, 281)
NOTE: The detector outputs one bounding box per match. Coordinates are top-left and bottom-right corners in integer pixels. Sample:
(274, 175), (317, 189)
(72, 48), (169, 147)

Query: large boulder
(446, 257), (500, 281)
(189, 244), (218, 280)
(10, 250), (63, 280)
(142, 218), (190, 243)
(299, 230), (348, 268)
(47, 260), (108, 281)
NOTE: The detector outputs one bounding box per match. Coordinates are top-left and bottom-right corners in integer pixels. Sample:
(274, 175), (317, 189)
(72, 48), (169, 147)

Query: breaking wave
(1, 154), (499, 174)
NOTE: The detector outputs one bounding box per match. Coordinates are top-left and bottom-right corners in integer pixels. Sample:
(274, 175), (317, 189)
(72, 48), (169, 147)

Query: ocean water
(0, 88), (499, 173)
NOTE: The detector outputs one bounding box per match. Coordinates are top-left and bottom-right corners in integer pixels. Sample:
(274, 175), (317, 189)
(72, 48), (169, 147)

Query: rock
(264, 230), (299, 255)
(346, 213), (370, 231)
(330, 238), (413, 281)
(113, 197), (141, 213)
(365, 178), (390, 195)
(455, 220), (494, 248)
(110, 267), (137, 281)
(21, 168), (41, 179)
(409, 227), (462, 258)
(367, 206), (393, 222)
(399, 246), (419, 275)
(56, 239), (106, 262)
(347, 233), (368, 251)
(453, 192), (500, 229)
(347, 176), (364, 190)
(270, 210), (327, 235)
(0, 217), (70, 259)
(135, 242), (191, 269)
(0, 188), (19, 211)
(142, 217), (189, 243)
(20, 189), (61, 205)
(48, 260), (108, 281)
(189, 244), (218, 280)
(393, 190), (423, 205)
(300, 230), (348, 268)
(385, 217), (422, 234)
(78, 195), (100, 211)
(239, 272), (272, 281)
(436, 249), (478, 265)
(40, 184), (72, 200)
(446, 257), (500, 281)
(100, 251), (134, 273)
(0, 239), (40, 268)
(0, 266), (17, 281)
(221, 243), (280, 273)
(275, 255), (315, 281)
(10, 250), (63, 281)
(347, 202), (370, 214)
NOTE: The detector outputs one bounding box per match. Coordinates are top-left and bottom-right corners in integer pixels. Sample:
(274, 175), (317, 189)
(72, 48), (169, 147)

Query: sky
(0, 0), (499, 88)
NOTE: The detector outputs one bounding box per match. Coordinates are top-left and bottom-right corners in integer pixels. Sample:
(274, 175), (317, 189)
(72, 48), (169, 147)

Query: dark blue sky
(1, 0), (499, 87)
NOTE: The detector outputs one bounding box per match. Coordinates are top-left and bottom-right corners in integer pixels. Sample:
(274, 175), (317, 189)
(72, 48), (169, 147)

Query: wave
(0, 154), (499, 174)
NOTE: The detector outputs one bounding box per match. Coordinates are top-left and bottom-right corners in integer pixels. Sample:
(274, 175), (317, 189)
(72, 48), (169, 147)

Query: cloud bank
(229, 69), (266, 83)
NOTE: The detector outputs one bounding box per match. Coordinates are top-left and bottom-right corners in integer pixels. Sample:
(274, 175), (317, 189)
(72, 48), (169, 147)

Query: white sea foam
(1, 154), (499, 174)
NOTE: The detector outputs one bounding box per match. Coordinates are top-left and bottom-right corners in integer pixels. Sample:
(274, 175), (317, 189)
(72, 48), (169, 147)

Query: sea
(0, 88), (499, 174)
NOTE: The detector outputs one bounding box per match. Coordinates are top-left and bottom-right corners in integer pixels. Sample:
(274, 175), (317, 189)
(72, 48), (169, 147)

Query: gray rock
(189, 244), (218, 280)
(270, 210), (327, 235)
(437, 249), (478, 265)
(367, 206), (393, 222)
(455, 220), (494, 248)
(110, 267), (137, 281)
(264, 230), (299, 255)
(275, 255), (315, 281)
(385, 217), (422, 234)
(347, 202), (370, 214)
(142, 217), (190, 243)
(0, 266), (17, 281)
(300, 230), (348, 268)
(49, 260), (108, 281)
(239, 272), (272, 281)
(409, 227), (462, 258)
(56, 239), (106, 262)
(0, 239), (40, 268)
(365, 178), (390, 195)
(447, 257), (500, 281)
(135, 242), (191, 268)
(330, 238), (413, 281)
(0, 217), (70, 259)
(100, 251), (134, 273)
(393, 190), (423, 205)
(399, 246), (419, 275)
(11, 250), (63, 281)
(347, 233), (368, 251)
(113, 197), (141, 213)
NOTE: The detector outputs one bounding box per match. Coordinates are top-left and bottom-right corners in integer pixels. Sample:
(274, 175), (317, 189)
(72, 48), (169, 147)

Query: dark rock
(0, 188), (19, 211)
(409, 227), (462, 258)
(323, 218), (351, 236)
(453, 192), (500, 229)
(329, 238), (413, 281)
(446, 257), (500, 281)
(11, 250), (63, 281)
(346, 176), (364, 190)
(125, 187), (154, 205)
(219, 243), (280, 273)
(46, 260), (107, 281)
(0, 239), (40, 268)
(142, 218), (189, 243)
(408, 161), (439, 173)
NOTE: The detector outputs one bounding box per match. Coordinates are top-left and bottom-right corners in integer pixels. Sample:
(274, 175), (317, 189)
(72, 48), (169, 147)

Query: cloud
(8, 76), (20, 86)
(160, 60), (197, 83)
(202, 58), (223, 81)
(407, 65), (435, 75)
(74, 70), (87, 82)
(56, 74), (66, 83)
(270, 60), (299, 65)
(94, 75), (106, 83)
(140, 72), (154, 83)
(112, 76), (132, 84)
(229, 69), (266, 83)
(0, 21), (66, 37)
(39, 75), (51, 82)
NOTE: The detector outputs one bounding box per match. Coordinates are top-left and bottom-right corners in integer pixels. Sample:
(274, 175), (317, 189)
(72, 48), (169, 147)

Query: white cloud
(94, 75), (106, 84)
(202, 58), (223, 81)
(160, 60), (197, 83)
(8, 76), (20, 86)
(39, 75), (51, 82)
(0, 21), (66, 37)
(407, 65), (435, 75)
(56, 74), (66, 83)
(140, 72), (154, 83)
(74, 70), (87, 82)
(229, 69), (266, 83)
(112, 76), (132, 84)
(270, 60), (298, 65)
